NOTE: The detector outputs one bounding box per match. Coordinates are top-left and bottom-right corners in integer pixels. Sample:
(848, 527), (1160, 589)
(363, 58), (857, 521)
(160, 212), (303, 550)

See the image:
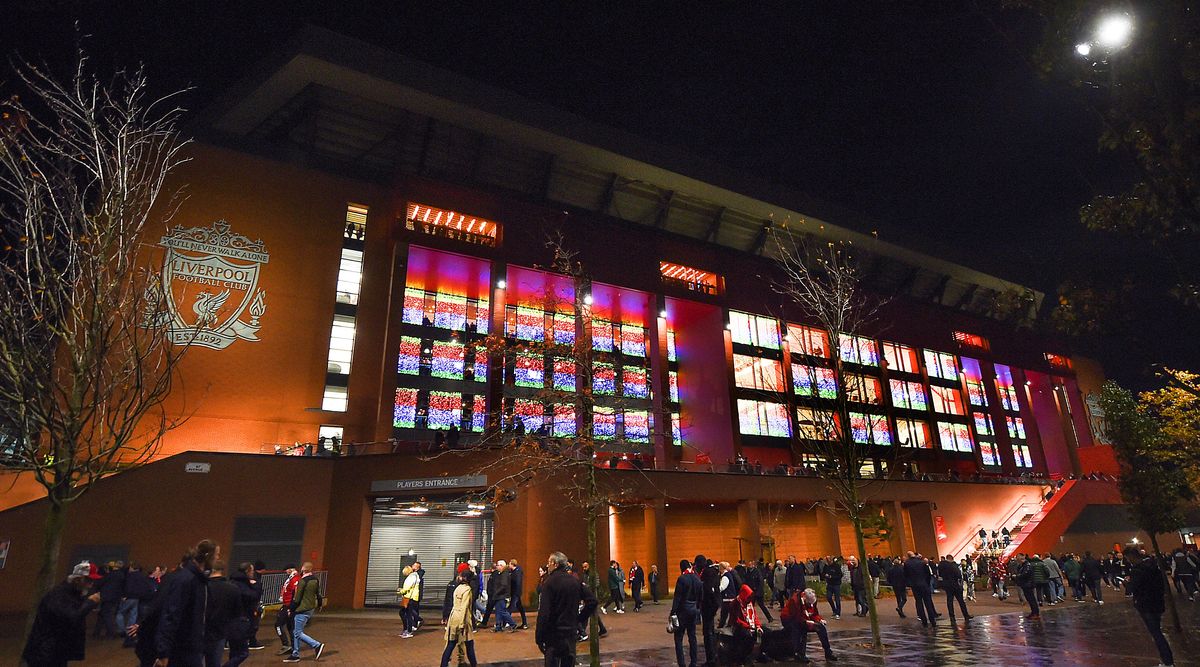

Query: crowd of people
(20, 537), (1195, 667)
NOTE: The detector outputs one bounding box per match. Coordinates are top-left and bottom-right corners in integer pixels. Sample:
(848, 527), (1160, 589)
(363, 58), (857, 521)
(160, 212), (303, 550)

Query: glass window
(796, 408), (838, 440)
(620, 325), (647, 356)
(512, 398), (544, 432)
(671, 413), (683, 447)
(737, 399), (791, 437)
(786, 323), (830, 358)
(734, 354), (785, 392)
(593, 362), (616, 395)
(326, 314), (356, 375)
(847, 374), (883, 405)
(973, 412), (995, 436)
(552, 404), (576, 437)
(427, 391), (463, 429)
(850, 412), (891, 445)
(924, 350), (959, 381)
(392, 388), (418, 428)
(321, 386), (348, 413)
(551, 313), (575, 346)
(792, 364), (838, 399)
(669, 371), (679, 403)
(434, 293), (468, 331)
(730, 311), (781, 349)
(889, 380), (928, 410)
(510, 306), (546, 342)
(335, 248), (364, 306)
(592, 319), (614, 352)
(895, 418), (931, 448)
(552, 357), (576, 391)
(960, 357), (988, 407)
(994, 364), (1020, 412)
(469, 395), (487, 432)
(930, 386), (966, 415)
(667, 329), (678, 362)
(622, 410), (650, 443)
(593, 407), (616, 440)
(472, 348), (488, 383)
(882, 342), (920, 374)
(937, 421), (974, 453)
(513, 352), (544, 388)
(430, 341), (465, 380)
(1006, 416), (1027, 440)
(839, 335), (880, 366)
(622, 367), (649, 398)
(979, 439), (1001, 466)
(1014, 443), (1033, 467)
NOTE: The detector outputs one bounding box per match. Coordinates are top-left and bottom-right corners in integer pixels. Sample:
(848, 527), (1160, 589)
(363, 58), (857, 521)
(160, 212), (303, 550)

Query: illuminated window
(345, 203), (368, 240)
(667, 330), (678, 362)
(322, 386), (348, 412)
(434, 294), (468, 331)
(973, 412), (995, 436)
(594, 407), (616, 440)
(1013, 444), (1033, 468)
(623, 410), (650, 443)
(620, 325), (647, 357)
(622, 367), (649, 399)
(668, 371), (679, 403)
(952, 331), (989, 351)
(509, 306), (546, 342)
(737, 399), (791, 438)
(470, 395), (487, 432)
(1044, 352), (1072, 370)
(552, 404), (577, 437)
(397, 336), (422, 375)
(592, 320), (614, 352)
(513, 399), (544, 432)
(930, 386), (966, 416)
(403, 288), (489, 333)
(729, 311), (781, 349)
(882, 342), (920, 374)
(979, 440), (1001, 466)
(472, 348), (488, 382)
(734, 354), (785, 392)
(839, 335), (880, 366)
(847, 374), (883, 405)
(671, 413), (683, 447)
(593, 363), (616, 395)
(325, 315), (356, 375)
(430, 341), (466, 380)
(405, 203), (499, 247)
(659, 261), (720, 295)
(924, 350), (959, 381)
(786, 324), (830, 358)
(1006, 416), (1027, 440)
(393, 388), (418, 428)
(792, 364), (838, 399)
(994, 364), (1020, 412)
(428, 391), (463, 429)
(889, 380), (928, 410)
(961, 357), (988, 407)
(850, 412), (891, 445)
(895, 418), (931, 448)
(323, 204), (370, 412)
(796, 408), (838, 440)
(514, 352), (545, 388)
(335, 249), (364, 307)
(552, 313), (575, 346)
(937, 421), (974, 453)
(552, 357), (576, 391)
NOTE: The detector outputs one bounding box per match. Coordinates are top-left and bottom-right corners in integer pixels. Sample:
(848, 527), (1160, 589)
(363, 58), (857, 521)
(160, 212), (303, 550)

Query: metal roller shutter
(365, 502), (494, 608)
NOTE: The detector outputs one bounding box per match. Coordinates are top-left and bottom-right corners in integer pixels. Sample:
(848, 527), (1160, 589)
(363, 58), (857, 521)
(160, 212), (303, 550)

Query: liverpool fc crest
(156, 220), (269, 350)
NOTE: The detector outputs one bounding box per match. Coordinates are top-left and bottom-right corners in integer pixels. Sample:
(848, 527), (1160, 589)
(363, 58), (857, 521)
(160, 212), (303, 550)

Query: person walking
(284, 562), (326, 663)
(274, 566), (300, 655)
(510, 559), (529, 629)
(440, 571), (478, 667)
(785, 555), (807, 599)
(413, 561), (426, 630)
(227, 563), (261, 666)
(961, 556), (977, 602)
(155, 540), (218, 667)
(121, 562), (157, 648)
(649, 564), (660, 604)
(822, 557), (843, 619)
(670, 559), (702, 667)
(22, 561), (103, 667)
(491, 560), (517, 632)
(1064, 554), (1084, 602)
(397, 565), (421, 638)
(1014, 554), (1040, 621)
(936, 556), (971, 623)
(1170, 548), (1198, 601)
(743, 558), (774, 623)
(903, 552), (937, 626)
(1030, 554), (1052, 606)
(629, 560), (645, 612)
(1045, 554), (1065, 603)
(1127, 548), (1174, 666)
(537, 551), (597, 667)
(603, 561), (626, 614)
(202, 561), (241, 667)
(887, 557), (908, 618)
(1082, 552), (1104, 604)
(989, 558), (1008, 600)
(772, 560), (788, 608)
(696, 554), (721, 667)
(847, 557), (868, 617)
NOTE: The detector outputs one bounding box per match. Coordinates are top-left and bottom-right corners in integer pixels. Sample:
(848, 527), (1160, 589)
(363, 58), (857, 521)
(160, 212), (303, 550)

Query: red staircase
(1001, 480), (1076, 559)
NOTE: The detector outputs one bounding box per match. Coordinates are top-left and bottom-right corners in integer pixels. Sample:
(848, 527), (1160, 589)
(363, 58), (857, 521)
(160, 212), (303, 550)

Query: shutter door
(365, 502), (494, 608)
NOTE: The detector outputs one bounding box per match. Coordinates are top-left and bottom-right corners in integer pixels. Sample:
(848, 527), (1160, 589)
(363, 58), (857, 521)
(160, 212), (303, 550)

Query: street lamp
(1076, 12), (1133, 57)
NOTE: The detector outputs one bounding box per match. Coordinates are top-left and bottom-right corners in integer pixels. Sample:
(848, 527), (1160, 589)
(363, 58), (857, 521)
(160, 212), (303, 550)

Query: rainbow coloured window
(434, 293), (468, 331)
(973, 412), (995, 436)
(960, 358), (987, 407)
(1013, 443), (1033, 467)
(402, 288), (489, 333)
(594, 407), (616, 440)
(994, 364), (1020, 412)
(593, 362), (616, 395)
(552, 313), (575, 346)
(730, 311), (781, 349)
(623, 410), (650, 443)
(430, 341), (466, 380)
(514, 352), (545, 388)
(924, 350), (959, 381)
(472, 348), (488, 383)
(937, 421), (974, 453)
(592, 320), (614, 352)
(397, 336), (422, 375)
(667, 330), (677, 362)
(470, 395), (487, 432)
(895, 418), (931, 448)
(513, 399), (544, 432)
(552, 404), (577, 437)
(671, 413), (683, 447)
(428, 391), (463, 429)
(839, 335), (880, 366)
(511, 306), (545, 342)
(979, 440), (1001, 466)
(402, 289), (426, 326)
(552, 357), (576, 391)
(622, 367), (649, 398)
(620, 325), (647, 357)
(668, 371), (679, 403)
(850, 412), (891, 445)
(1006, 416), (1027, 440)
(889, 380), (928, 410)
(393, 388), (418, 428)
(792, 364), (838, 399)
(737, 399), (791, 438)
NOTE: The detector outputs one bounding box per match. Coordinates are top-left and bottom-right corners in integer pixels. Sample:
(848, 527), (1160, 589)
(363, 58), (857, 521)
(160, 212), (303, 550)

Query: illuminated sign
(371, 475), (488, 493)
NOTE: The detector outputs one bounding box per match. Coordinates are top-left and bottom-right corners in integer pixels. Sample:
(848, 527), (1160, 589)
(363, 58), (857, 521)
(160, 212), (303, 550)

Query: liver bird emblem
(193, 289), (230, 328)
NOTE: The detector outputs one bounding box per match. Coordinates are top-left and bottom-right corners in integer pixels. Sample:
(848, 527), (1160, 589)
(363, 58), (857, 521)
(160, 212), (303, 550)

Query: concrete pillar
(644, 499), (668, 584)
(816, 509), (842, 557)
(884, 501), (910, 555)
(908, 502), (940, 559)
(737, 499), (761, 563)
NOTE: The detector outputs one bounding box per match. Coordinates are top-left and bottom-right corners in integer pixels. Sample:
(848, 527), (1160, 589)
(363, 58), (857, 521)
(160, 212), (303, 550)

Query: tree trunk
(849, 492), (882, 650)
(25, 497), (69, 641)
(586, 468), (601, 667)
(1148, 533), (1182, 632)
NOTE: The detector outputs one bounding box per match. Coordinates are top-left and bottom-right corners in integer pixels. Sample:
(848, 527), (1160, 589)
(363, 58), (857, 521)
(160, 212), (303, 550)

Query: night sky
(3, 2), (1181, 383)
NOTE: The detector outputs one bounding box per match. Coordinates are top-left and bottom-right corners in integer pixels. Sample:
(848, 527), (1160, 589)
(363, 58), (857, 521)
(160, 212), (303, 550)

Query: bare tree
(769, 228), (897, 650)
(0, 54), (191, 624)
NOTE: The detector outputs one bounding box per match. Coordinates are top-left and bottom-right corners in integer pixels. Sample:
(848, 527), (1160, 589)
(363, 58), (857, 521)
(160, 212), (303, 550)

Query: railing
(259, 570), (328, 606)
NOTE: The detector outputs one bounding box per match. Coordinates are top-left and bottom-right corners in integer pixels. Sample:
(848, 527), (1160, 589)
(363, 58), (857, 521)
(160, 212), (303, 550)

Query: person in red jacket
(794, 589), (837, 663)
(728, 584), (761, 665)
(274, 565), (301, 655)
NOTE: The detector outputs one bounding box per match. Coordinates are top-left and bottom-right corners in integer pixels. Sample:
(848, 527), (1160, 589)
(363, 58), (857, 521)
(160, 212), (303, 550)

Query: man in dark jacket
(492, 560), (517, 632)
(671, 559), (702, 667)
(1127, 548), (1174, 666)
(155, 540), (218, 667)
(1081, 551), (1104, 603)
(95, 561), (127, 639)
(903, 552), (937, 626)
(742, 560), (773, 623)
(887, 557), (908, 617)
(936, 555), (971, 622)
(23, 561), (102, 667)
(784, 555), (807, 598)
(510, 559), (529, 629)
(228, 563), (262, 666)
(696, 554), (722, 667)
(537, 551), (597, 667)
(203, 561), (242, 667)
(121, 562), (158, 647)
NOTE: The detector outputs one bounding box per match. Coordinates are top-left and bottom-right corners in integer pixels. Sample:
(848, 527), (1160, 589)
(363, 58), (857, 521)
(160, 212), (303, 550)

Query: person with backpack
(670, 559), (702, 667)
(284, 562), (325, 663)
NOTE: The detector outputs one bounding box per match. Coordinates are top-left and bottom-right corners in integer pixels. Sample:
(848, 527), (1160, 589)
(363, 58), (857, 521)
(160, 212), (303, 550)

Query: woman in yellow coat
(440, 571), (478, 667)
